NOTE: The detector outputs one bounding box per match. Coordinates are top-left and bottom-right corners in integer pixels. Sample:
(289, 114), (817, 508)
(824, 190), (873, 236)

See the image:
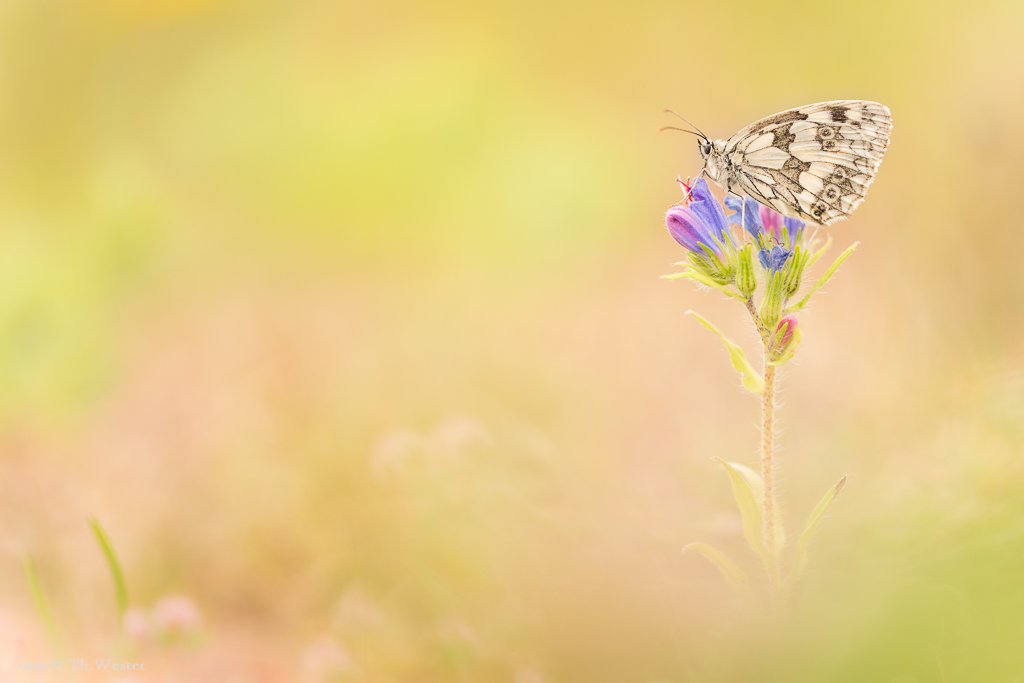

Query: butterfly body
(696, 100), (892, 226)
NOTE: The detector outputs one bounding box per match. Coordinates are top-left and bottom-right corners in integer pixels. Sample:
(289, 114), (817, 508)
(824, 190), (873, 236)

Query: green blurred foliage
(2, 0), (1024, 680)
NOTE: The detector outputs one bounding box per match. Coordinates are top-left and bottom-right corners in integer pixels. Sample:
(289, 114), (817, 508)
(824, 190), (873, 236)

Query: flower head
(725, 196), (805, 245)
(759, 245), (793, 272)
(666, 178), (732, 255)
(759, 205), (805, 245)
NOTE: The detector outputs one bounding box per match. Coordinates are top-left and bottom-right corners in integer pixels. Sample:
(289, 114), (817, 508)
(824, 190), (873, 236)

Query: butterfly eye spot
(832, 167), (847, 181)
(817, 126), (836, 140)
(822, 140), (836, 150)
(823, 186), (840, 201)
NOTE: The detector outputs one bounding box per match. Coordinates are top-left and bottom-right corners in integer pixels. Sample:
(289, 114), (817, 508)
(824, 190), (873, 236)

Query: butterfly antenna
(664, 109), (709, 140)
(658, 125), (704, 137)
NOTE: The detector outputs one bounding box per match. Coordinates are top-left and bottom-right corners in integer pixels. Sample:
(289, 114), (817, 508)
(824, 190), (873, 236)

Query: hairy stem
(761, 354), (780, 598)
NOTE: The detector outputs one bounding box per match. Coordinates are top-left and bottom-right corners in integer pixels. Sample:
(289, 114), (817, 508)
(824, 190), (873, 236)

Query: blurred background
(1, 0), (1023, 680)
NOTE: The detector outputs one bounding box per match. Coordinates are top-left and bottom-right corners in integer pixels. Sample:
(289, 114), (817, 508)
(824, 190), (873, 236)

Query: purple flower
(759, 245), (793, 272)
(725, 196), (805, 244)
(665, 178), (732, 255)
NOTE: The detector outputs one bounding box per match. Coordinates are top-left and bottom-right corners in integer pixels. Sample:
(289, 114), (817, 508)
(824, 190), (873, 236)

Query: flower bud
(769, 315), (802, 365)
(736, 244), (757, 297)
(783, 246), (809, 299)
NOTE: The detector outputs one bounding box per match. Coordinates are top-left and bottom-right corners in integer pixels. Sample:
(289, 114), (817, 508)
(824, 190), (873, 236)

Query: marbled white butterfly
(669, 100), (892, 226)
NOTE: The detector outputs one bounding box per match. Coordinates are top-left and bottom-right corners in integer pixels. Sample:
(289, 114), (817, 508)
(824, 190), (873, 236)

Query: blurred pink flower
(123, 608), (151, 643)
(153, 595), (202, 637)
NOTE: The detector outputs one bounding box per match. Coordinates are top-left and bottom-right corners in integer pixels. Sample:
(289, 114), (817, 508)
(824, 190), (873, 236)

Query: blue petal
(725, 195), (763, 239)
(759, 245), (793, 272)
(687, 179), (732, 246)
(783, 216), (805, 243)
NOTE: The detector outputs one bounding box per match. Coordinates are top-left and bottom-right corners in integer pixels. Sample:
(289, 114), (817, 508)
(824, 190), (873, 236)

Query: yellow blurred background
(2, 0), (1024, 680)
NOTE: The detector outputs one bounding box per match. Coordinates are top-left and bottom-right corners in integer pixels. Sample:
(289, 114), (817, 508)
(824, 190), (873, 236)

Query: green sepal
(736, 244), (757, 297)
(725, 461), (786, 558)
(783, 246), (811, 300)
(787, 475), (847, 585)
(686, 311), (764, 393)
(713, 457), (772, 564)
(768, 325), (802, 366)
(684, 543), (756, 600)
(759, 271), (785, 329)
(786, 243), (858, 314)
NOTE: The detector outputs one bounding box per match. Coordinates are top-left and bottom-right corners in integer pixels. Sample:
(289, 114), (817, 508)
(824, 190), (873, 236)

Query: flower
(759, 205), (805, 244)
(725, 196), (805, 244)
(759, 245), (793, 272)
(724, 195), (763, 240)
(152, 595), (202, 638)
(665, 178), (731, 255)
(769, 315), (802, 364)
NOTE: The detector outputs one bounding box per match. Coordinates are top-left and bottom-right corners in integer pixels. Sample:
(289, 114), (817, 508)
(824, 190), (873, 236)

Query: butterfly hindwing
(720, 100), (892, 225)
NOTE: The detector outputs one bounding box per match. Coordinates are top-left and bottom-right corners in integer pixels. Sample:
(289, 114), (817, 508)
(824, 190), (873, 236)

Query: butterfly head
(698, 139), (713, 159)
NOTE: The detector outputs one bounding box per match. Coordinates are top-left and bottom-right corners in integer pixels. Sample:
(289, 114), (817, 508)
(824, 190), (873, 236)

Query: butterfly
(665, 100), (892, 226)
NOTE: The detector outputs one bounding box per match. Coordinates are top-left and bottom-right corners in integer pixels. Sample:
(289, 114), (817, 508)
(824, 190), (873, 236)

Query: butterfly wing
(722, 100), (892, 225)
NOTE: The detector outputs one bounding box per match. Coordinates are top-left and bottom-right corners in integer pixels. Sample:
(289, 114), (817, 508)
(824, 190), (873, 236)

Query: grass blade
(24, 555), (64, 654)
(90, 517), (129, 628)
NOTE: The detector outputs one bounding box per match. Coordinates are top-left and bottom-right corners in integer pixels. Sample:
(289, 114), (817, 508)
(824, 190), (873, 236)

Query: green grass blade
(24, 555), (64, 654)
(684, 543), (756, 601)
(90, 517), (129, 627)
(789, 475), (847, 582)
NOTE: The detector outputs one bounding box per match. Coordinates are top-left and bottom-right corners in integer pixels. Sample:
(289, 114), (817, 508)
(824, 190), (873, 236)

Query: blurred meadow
(2, 0), (1024, 680)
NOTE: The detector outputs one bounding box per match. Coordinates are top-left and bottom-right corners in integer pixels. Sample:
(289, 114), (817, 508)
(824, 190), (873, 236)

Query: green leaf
(683, 543), (756, 600)
(785, 243), (858, 313)
(789, 475), (847, 582)
(24, 555), (64, 654)
(687, 311), (763, 394)
(806, 234), (834, 267)
(726, 462), (785, 557)
(90, 517), (129, 629)
(713, 457), (769, 562)
(663, 271), (747, 301)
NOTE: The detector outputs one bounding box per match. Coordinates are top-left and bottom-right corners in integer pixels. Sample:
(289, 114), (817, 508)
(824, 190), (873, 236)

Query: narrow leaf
(684, 543), (755, 600)
(24, 556), (64, 654)
(687, 311), (764, 394)
(90, 517), (129, 628)
(806, 234), (833, 267)
(713, 457), (769, 562)
(785, 243), (858, 313)
(789, 475), (847, 582)
(664, 271), (747, 301)
(726, 461), (785, 557)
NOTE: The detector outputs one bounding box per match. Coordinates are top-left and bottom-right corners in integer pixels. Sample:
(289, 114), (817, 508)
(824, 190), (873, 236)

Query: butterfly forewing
(721, 100), (892, 225)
